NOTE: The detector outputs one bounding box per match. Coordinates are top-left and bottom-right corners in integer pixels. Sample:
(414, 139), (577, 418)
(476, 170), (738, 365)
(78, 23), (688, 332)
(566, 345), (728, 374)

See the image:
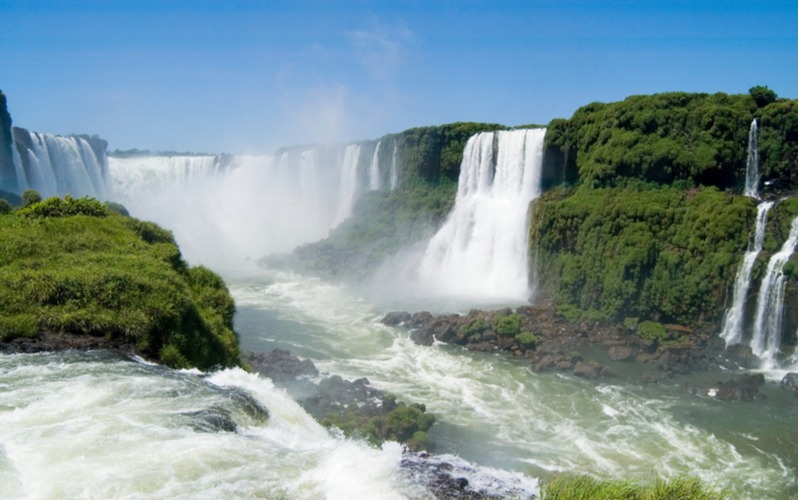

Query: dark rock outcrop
(780, 372), (798, 395)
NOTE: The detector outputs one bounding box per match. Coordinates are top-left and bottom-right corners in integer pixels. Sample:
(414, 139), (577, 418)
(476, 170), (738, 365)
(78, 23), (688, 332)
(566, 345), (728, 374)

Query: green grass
(0, 196), (240, 370)
(542, 474), (727, 500)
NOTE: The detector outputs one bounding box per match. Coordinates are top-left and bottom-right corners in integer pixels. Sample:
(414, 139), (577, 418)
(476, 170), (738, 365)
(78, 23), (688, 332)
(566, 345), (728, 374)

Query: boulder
(714, 373), (766, 401)
(780, 372), (798, 394)
(607, 345), (636, 362)
(382, 311), (412, 326)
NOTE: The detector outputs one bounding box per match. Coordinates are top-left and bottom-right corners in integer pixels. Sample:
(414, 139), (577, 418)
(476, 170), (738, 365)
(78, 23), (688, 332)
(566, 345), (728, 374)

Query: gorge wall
(530, 91), (797, 361)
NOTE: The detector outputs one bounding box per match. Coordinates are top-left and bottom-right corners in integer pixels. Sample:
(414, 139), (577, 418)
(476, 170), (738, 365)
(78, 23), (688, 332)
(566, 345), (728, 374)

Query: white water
(720, 201), (774, 346)
(333, 144), (363, 227)
(417, 128), (544, 303)
(13, 131), (109, 199)
(744, 119), (760, 198)
(369, 141), (382, 191)
(750, 217), (799, 367)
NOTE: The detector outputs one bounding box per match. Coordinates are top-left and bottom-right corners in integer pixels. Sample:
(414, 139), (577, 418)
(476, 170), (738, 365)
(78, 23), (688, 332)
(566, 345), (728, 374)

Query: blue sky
(1, 0), (797, 153)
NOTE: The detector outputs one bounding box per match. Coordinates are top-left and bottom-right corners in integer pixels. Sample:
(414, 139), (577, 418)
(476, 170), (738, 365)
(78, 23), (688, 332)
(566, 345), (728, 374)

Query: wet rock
(221, 387), (270, 422)
(244, 349), (318, 382)
(714, 373), (766, 401)
(382, 311), (412, 326)
(573, 361), (601, 379)
(607, 345), (636, 362)
(780, 372), (798, 394)
(182, 407), (237, 433)
(725, 344), (760, 369)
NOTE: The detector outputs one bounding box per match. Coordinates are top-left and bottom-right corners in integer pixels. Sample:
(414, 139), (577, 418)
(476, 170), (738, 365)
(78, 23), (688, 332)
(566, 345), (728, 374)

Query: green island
(0, 193), (240, 370)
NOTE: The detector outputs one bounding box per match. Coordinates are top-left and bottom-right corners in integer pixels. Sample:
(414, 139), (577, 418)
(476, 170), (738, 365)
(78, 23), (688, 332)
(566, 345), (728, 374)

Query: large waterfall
(720, 201), (774, 346)
(417, 128), (545, 302)
(750, 217), (799, 367)
(11, 128), (110, 199)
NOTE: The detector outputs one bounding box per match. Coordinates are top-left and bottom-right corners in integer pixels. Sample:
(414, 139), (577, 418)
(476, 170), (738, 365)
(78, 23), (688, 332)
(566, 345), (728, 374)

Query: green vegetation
(545, 90), (797, 190)
(493, 313), (522, 336)
(321, 401), (435, 451)
(636, 321), (668, 343)
(530, 184), (759, 324)
(542, 474), (727, 499)
(515, 331), (537, 347)
(459, 318), (489, 338)
(534, 91), (796, 326)
(0, 195), (240, 370)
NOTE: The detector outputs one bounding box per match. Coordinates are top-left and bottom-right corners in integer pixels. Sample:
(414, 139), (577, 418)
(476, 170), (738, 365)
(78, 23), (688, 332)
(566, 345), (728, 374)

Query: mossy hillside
(530, 184), (762, 325)
(545, 91), (797, 190)
(0, 196), (240, 370)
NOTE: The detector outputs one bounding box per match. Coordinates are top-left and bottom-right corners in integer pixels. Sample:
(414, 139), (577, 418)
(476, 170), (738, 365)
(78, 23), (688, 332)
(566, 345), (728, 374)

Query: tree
(749, 85), (777, 107)
(22, 189), (41, 207)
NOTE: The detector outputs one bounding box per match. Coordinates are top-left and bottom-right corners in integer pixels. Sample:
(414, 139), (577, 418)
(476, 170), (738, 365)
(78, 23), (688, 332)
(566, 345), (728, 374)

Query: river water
(0, 265), (796, 499)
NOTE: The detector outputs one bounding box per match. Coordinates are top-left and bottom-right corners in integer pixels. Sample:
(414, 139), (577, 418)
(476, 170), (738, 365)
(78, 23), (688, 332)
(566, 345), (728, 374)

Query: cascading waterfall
(333, 144), (364, 227)
(750, 217), (798, 367)
(744, 119), (760, 198)
(720, 201), (774, 346)
(369, 141), (382, 191)
(11, 128), (110, 199)
(390, 139), (399, 190)
(108, 154), (235, 203)
(418, 128), (545, 302)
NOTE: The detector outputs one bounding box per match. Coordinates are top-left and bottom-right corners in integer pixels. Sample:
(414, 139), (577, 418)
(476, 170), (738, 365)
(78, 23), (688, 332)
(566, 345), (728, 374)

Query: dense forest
(531, 89), (797, 330)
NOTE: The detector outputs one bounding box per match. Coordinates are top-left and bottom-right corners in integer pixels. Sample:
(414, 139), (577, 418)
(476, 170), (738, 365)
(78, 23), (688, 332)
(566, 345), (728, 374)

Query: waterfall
(720, 201), (774, 346)
(369, 141), (382, 191)
(744, 119), (760, 198)
(389, 140), (399, 190)
(333, 144), (363, 227)
(750, 217), (798, 367)
(108, 154), (234, 203)
(418, 128), (545, 301)
(11, 128), (110, 199)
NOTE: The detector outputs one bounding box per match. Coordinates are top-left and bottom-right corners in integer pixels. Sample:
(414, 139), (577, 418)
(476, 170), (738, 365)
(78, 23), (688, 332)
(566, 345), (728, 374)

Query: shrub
(515, 331), (537, 347)
(22, 189), (41, 207)
(459, 318), (488, 337)
(749, 85), (777, 107)
(637, 321), (668, 342)
(493, 313), (522, 336)
(542, 474), (727, 499)
(0, 199), (11, 214)
(20, 195), (109, 218)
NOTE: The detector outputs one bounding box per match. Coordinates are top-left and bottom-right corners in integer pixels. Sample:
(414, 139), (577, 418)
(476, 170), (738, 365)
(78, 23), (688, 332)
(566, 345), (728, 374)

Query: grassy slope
(0, 196), (240, 370)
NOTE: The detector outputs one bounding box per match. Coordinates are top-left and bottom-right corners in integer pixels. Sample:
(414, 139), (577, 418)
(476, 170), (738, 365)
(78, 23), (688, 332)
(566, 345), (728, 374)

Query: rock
(573, 361), (601, 379)
(725, 344), (760, 369)
(714, 373), (766, 401)
(410, 327), (436, 346)
(382, 311), (412, 326)
(780, 372), (798, 394)
(244, 349), (319, 382)
(607, 345), (636, 362)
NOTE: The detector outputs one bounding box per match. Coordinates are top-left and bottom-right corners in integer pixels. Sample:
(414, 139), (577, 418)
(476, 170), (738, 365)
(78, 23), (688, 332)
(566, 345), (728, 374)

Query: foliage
(459, 318), (488, 338)
(530, 184), (761, 324)
(321, 401), (435, 451)
(515, 331), (537, 347)
(493, 313), (522, 336)
(636, 321), (668, 342)
(104, 201), (130, 216)
(542, 474), (727, 500)
(22, 189), (41, 207)
(0, 198), (11, 214)
(749, 85), (778, 107)
(0, 199), (240, 370)
(545, 91), (796, 190)
(20, 195), (110, 218)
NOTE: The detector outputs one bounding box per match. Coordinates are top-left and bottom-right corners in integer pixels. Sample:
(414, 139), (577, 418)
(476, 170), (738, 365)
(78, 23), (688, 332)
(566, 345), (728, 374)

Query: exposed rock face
(244, 348), (318, 381)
